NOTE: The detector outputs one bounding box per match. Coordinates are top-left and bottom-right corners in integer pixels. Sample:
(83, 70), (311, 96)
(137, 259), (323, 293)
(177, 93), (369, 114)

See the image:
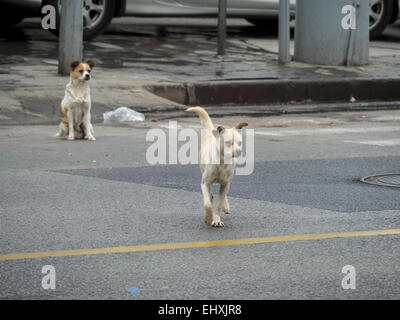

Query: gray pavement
(1, 17), (400, 301)
(1, 110), (400, 299)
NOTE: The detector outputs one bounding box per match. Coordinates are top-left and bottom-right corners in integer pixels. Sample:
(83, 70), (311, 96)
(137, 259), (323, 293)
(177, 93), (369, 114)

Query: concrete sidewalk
(1, 18), (400, 125)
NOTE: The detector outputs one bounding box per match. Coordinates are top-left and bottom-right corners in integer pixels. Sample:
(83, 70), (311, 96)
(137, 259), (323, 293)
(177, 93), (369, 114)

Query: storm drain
(360, 174), (400, 188)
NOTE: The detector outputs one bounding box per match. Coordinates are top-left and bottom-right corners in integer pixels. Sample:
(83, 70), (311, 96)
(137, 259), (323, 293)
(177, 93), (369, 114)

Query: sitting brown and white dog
(187, 106), (248, 227)
(55, 60), (96, 141)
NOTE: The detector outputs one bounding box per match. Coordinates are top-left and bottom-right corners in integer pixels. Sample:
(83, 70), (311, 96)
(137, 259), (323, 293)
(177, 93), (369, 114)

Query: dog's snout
(85, 74), (91, 81)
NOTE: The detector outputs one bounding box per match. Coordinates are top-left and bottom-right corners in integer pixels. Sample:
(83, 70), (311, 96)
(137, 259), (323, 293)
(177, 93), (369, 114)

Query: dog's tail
(186, 106), (214, 130)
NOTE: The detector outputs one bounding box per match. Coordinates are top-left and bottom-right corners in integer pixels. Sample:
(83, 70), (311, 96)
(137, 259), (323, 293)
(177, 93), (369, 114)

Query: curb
(145, 78), (400, 106)
(2, 78), (400, 126)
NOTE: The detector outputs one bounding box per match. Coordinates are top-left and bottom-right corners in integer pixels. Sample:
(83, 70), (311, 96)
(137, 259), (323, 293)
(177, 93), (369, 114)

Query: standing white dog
(55, 60), (96, 141)
(186, 107), (248, 227)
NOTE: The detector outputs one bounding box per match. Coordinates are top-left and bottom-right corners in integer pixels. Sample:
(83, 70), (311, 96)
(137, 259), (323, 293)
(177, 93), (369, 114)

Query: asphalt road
(1, 110), (400, 299)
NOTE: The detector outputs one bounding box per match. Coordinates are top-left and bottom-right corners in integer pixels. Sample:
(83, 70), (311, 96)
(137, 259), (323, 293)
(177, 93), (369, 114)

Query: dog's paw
(87, 136), (96, 141)
(204, 214), (213, 226)
(222, 204), (231, 214)
(67, 136), (75, 141)
(211, 219), (225, 227)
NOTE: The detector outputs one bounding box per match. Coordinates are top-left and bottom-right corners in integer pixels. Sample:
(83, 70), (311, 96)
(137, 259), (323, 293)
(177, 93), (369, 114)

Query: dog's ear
(212, 125), (225, 137)
(70, 61), (81, 71)
(86, 60), (95, 70)
(234, 122), (248, 130)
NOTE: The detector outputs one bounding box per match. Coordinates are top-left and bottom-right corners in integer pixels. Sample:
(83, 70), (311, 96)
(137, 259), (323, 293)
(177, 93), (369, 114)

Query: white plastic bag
(103, 107), (145, 124)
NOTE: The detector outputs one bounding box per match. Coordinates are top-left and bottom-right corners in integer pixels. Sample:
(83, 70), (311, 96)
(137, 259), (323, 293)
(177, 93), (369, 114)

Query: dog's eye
(87, 70), (91, 73)
(79, 70), (84, 74)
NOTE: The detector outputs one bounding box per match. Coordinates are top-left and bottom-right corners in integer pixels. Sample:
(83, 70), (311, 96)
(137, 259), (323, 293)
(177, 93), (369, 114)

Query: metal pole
(58, 0), (83, 75)
(278, 0), (290, 64)
(217, 0), (227, 56)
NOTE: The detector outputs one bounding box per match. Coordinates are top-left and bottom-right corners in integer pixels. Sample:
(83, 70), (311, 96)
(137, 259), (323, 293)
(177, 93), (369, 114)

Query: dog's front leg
(201, 178), (213, 226)
(67, 110), (75, 141)
(212, 183), (230, 227)
(219, 182), (231, 215)
(83, 111), (96, 141)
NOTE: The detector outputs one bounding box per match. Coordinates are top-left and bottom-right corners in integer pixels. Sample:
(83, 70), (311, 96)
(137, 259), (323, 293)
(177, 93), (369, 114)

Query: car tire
(41, 0), (115, 41)
(246, 18), (278, 33)
(369, 0), (393, 39)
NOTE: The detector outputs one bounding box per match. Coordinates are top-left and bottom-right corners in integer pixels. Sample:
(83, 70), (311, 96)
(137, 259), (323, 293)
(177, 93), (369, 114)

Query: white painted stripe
(345, 139), (400, 146)
(255, 126), (400, 137)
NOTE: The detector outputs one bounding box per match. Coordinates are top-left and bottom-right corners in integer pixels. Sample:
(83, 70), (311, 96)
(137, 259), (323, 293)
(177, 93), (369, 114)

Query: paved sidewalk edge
(145, 78), (400, 106)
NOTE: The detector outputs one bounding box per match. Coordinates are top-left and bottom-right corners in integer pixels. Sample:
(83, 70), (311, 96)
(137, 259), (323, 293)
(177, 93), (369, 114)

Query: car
(0, 0), (399, 40)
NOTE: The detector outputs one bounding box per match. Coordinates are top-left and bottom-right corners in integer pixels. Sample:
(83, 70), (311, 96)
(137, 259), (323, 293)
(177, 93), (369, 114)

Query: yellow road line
(1, 228), (400, 261)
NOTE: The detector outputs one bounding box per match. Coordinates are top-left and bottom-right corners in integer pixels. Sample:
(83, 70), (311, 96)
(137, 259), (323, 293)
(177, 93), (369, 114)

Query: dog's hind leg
(54, 122), (68, 139)
(201, 178), (214, 226)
